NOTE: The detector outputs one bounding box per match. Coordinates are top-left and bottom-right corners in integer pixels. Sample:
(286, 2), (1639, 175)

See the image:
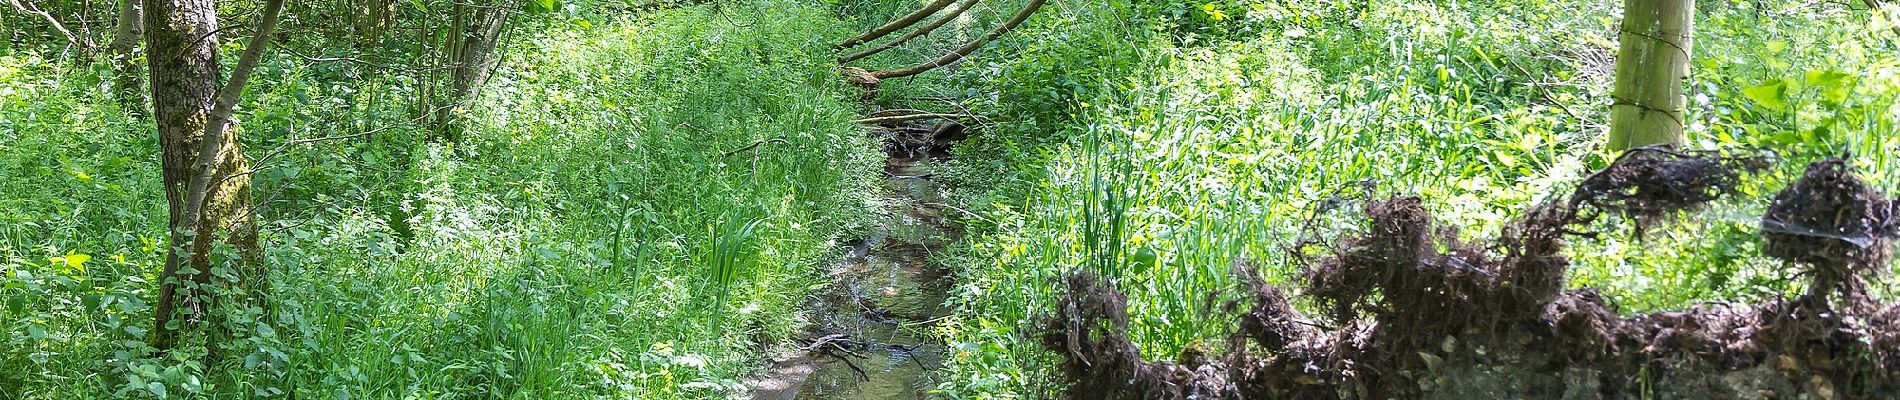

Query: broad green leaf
(1742, 80), (1789, 110)
(1765, 40), (1789, 53)
(1805, 70), (1856, 104)
(65, 253), (89, 271)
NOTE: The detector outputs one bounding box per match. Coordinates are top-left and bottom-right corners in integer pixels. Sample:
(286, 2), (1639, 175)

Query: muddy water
(748, 156), (958, 400)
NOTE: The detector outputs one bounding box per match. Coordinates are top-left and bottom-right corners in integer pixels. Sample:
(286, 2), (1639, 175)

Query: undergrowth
(0, 2), (881, 398)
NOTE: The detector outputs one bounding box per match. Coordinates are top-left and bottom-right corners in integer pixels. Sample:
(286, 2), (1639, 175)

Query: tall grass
(0, 2), (883, 398)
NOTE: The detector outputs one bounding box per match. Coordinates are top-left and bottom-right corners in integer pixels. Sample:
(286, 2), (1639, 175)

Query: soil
(1043, 151), (1900, 399)
(744, 121), (965, 399)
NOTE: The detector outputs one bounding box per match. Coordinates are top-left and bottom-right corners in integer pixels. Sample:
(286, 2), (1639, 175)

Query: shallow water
(749, 157), (957, 400)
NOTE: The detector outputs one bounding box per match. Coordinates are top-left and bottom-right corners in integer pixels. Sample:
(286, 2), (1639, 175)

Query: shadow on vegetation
(1044, 149), (1900, 399)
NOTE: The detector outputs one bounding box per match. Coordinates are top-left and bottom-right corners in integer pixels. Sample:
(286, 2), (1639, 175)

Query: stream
(747, 127), (961, 399)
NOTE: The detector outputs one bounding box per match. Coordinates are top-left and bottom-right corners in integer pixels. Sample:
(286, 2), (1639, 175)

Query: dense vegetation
(2, 0), (1896, 398)
(923, 0), (1899, 396)
(4, 1), (883, 397)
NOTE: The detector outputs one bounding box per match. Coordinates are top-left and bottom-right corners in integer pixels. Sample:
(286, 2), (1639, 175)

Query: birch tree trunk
(106, 0), (143, 111)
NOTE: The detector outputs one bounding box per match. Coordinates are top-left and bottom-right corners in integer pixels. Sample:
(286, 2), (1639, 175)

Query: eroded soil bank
(747, 123), (963, 399)
(1045, 151), (1900, 399)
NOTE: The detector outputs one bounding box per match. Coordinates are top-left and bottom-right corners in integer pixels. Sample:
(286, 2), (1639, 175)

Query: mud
(1043, 152), (1900, 399)
(746, 123), (964, 399)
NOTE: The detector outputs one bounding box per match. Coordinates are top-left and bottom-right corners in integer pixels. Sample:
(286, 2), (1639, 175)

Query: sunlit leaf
(1741, 80), (1789, 110)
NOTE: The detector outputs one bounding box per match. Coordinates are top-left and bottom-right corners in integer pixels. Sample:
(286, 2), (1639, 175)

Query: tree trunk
(352, 0), (394, 48)
(1606, 0), (1695, 150)
(432, 4), (508, 144)
(106, 0), (143, 112)
(147, 0), (282, 352)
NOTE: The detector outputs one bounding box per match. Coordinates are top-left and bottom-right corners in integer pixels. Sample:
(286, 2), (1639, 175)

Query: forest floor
(745, 121), (965, 399)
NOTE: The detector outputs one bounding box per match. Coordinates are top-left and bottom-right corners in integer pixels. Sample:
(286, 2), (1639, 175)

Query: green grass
(0, 2), (882, 398)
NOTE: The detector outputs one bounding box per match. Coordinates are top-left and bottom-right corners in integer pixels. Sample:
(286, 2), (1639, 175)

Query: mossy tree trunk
(1607, 0), (1695, 150)
(146, 0), (282, 352)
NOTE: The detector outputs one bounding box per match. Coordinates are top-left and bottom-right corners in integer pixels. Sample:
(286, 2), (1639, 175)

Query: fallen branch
(864, 108), (937, 118)
(871, 0), (1046, 79)
(838, 0), (983, 63)
(835, 0), (959, 49)
(855, 113), (967, 125)
(801, 333), (872, 382)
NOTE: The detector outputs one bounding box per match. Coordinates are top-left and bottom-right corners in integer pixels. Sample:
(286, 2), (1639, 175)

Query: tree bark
(839, 0), (981, 64)
(432, 4), (509, 144)
(835, 0), (958, 50)
(106, 0), (143, 112)
(871, 0), (1045, 80)
(147, 0), (283, 352)
(1606, 0), (1695, 150)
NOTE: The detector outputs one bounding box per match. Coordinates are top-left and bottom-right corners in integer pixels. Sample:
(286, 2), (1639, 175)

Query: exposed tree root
(1043, 153), (1900, 399)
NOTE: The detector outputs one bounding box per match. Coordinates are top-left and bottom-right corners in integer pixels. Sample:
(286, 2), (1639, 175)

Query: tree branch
(839, 0), (981, 63)
(871, 0), (1045, 79)
(835, 0), (958, 50)
(179, 0), (285, 236)
(854, 112), (968, 125)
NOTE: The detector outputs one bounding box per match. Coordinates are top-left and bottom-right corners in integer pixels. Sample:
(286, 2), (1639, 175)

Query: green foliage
(928, 0), (1900, 397)
(5, 0), (1897, 398)
(2, 1), (880, 398)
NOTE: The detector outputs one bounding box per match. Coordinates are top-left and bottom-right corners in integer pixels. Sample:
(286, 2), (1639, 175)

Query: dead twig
(923, 202), (997, 225)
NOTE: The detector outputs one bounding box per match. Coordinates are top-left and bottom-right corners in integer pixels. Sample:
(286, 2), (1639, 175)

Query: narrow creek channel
(748, 126), (962, 399)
